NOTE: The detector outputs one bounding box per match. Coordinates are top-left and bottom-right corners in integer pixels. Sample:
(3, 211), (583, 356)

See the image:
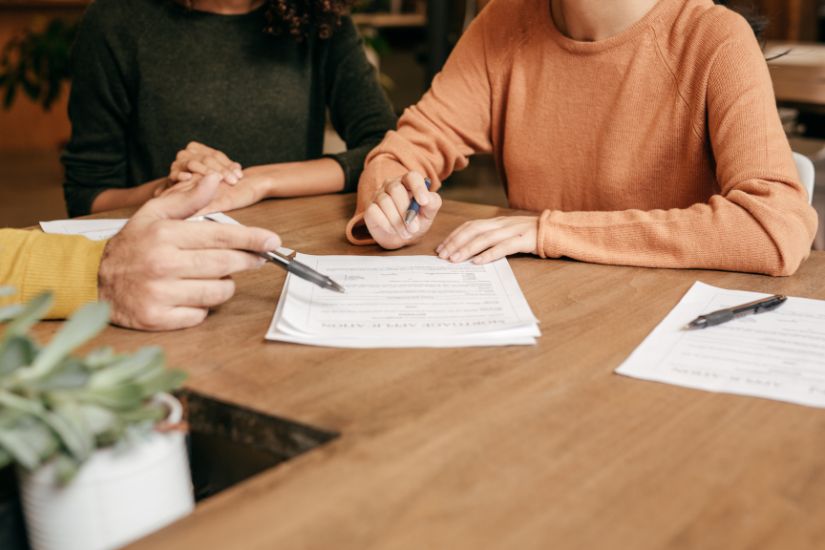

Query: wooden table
(38, 195), (825, 549)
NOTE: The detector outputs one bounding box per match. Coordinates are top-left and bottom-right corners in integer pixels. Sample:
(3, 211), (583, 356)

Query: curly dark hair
(264, 0), (356, 41)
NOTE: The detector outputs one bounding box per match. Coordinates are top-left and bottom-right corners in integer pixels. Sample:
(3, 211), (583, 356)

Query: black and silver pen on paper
(685, 294), (786, 330)
(204, 215), (345, 293)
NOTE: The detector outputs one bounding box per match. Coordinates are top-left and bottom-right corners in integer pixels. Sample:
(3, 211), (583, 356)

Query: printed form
(616, 281), (825, 408)
(267, 255), (540, 348)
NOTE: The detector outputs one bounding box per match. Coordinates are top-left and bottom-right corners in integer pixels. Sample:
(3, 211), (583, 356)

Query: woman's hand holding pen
(365, 171), (442, 249)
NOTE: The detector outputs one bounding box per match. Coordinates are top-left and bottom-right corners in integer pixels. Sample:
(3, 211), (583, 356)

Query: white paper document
(39, 218), (128, 241)
(616, 281), (825, 408)
(40, 212), (242, 241)
(266, 255), (540, 348)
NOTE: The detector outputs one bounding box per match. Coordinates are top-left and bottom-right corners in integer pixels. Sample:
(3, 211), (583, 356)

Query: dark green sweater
(62, 0), (397, 217)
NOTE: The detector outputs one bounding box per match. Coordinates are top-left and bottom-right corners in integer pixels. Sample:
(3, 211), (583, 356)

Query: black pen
(685, 294), (787, 329)
(203, 215), (345, 293)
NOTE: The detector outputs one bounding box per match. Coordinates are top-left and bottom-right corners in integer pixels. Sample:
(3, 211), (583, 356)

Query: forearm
(539, 179), (817, 276)
(90, 178), (168, 214)
(247, 158), (345, 198)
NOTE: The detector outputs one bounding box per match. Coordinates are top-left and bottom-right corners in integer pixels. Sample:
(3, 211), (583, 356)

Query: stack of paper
(266, 254), (540, 348)
(616, 281), (825, 408)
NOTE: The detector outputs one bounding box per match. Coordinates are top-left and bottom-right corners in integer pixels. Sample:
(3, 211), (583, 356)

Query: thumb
(419, 192), (442, 221)
(137, 173), (222, 221)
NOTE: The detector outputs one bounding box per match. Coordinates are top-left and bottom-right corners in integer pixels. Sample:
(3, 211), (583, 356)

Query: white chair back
(793, 152), (815, 205)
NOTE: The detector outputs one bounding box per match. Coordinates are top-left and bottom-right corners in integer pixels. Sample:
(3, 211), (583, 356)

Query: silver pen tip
(404, 210), (416, 225)
(327, 280), (346, 293)
(685, 318), (706, 330)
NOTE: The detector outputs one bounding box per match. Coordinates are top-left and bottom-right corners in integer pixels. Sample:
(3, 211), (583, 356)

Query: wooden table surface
(37, 194), (825, 550)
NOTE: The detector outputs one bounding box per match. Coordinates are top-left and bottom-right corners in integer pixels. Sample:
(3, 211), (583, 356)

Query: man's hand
(98, 173), (281, 331)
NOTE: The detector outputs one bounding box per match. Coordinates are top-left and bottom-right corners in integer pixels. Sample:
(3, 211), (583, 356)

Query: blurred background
(1, 0), (824, 250)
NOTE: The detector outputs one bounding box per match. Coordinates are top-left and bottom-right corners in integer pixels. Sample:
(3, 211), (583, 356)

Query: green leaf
(78, 403), (118, 437)
(48, 401), (93, 462)
(73, 383), (143, 411)
(0, 336), (37, 375)
(135, 369), (187, 398)
(18, 301), (109, 382)
(0, 389), (46, 416)
(3, 291), (52, 338)
(84, 346), (118, 370)
(53, 453), (79, 484)
(0, 305), (24, 323)
(117, 402), (167, 424)
(0, 419), (44, 471)
(0, 390), (90, 462)
(90, 346), (164, 389)
(0, 432), (39, 470)
(33, 358), (88, 391)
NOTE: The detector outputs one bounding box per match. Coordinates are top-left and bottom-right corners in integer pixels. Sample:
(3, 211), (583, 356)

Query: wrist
(242, 165), (281, 198)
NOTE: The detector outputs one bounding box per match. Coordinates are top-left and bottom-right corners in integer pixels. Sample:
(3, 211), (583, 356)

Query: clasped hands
(364, 171), (540, 264)
(154, 141), (271, 215)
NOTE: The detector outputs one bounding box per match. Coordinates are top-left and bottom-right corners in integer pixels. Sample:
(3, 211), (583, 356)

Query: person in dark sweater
(62, 0), (397, 217)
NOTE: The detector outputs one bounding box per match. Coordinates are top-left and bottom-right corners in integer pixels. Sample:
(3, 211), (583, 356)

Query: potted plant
(0, 289), (194, 550)
(0, 17), (78, 111)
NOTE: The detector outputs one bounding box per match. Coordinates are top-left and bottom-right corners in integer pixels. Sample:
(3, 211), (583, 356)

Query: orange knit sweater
(347, 0), (818, 276)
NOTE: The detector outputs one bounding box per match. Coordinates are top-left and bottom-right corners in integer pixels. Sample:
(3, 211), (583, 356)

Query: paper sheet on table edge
(614, 280), (825, 409)
(40, 212), (294, 255)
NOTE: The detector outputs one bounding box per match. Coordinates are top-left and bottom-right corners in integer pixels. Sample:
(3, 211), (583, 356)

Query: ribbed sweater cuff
(21, 233), (107, 319)
(536, 210), (551, 258)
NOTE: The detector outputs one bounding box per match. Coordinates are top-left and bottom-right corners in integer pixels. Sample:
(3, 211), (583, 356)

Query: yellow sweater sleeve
(0, 229), (107, 319)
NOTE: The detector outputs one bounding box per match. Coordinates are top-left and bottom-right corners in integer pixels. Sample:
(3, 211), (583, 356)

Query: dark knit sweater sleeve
(61, 1), (133, 217)
(324, 17), (397, 193)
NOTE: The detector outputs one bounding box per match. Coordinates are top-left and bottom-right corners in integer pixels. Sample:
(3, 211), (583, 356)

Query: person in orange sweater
(346, 0), (818, 276)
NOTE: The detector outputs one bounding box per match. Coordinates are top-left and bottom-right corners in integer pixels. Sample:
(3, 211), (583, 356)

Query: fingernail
(450, 254), (461, 262)
(265, 237), (281, 250)
(256, 257), (266, 268)
(235, 169), (244, 179)
(409, 220), (420, 233)
(435, 245), (443, 253)
(439, 250), (448, 258)
(401, 230), (412, 240)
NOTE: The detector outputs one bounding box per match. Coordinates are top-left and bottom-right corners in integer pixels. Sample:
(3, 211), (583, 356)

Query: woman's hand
(437, 216), (539, 264)
(168, 141), (244, 186)
(363, 171), (442, 249)
(161, 170), (274, 215)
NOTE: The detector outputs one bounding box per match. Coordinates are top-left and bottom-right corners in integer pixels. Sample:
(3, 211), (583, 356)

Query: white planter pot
(18, 393), (194, 550)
